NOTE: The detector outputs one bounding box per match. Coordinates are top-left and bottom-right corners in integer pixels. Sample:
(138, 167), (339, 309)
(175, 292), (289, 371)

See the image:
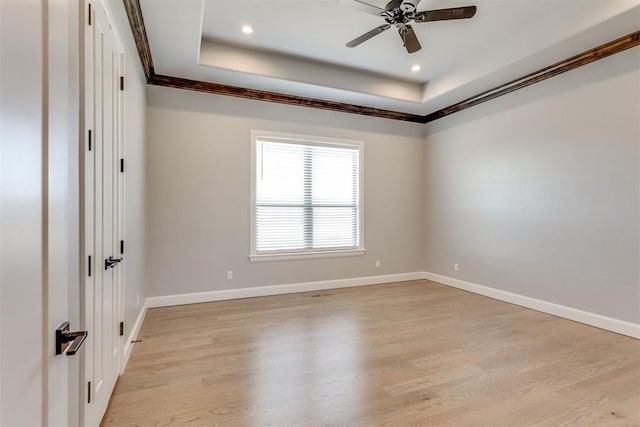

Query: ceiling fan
(346, 0), (477, 54)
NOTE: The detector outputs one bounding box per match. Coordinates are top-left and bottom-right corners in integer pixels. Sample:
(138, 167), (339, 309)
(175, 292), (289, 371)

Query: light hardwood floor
(102, 280), (640, 426)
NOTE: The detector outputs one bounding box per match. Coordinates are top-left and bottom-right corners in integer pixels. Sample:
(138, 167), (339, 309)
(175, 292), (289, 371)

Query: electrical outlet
(454, 263), (459, 272)
(136, 293), (139, 306)
(375, 260), (381, 268)
(226, 271), (233, 280)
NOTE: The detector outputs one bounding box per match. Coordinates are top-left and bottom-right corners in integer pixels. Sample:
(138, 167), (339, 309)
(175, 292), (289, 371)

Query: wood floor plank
(102, 280), (640, 426)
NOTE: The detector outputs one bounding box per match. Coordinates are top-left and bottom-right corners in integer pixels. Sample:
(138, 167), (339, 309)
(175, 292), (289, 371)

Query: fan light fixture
(242, 25), (253, 34)
(411, 64), (421, 72)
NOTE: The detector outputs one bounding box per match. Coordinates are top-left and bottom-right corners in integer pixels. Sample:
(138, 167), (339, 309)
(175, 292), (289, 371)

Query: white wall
(137, 12), (639, 335)
(0, 2), (46, 425)
(423, 48), (640, 324)
(107, 0), (148, 340)
(145, 87), (425, 297)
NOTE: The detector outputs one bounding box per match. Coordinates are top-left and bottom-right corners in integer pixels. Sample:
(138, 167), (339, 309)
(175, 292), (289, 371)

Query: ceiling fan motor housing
(400, 1), (419, 13)
(382, 0), (418, 24)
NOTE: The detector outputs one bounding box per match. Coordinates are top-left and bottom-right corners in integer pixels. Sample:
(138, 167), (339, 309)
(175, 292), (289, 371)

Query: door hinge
(120, 158), (124, 173)
(120, 240), (124, 255)
(120, 76), (124, 91)
(88, 4), (92, 26)
(119, 322), (124, 336)
(88, 129), (92, 151)
(88, 255), (92, 277)
(87, 381), (91, 403)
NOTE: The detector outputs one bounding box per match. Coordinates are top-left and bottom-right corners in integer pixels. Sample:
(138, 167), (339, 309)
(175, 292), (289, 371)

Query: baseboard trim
(146, 272), (425, 308)
(423, 271), (640, 339)
(143, 270), (639, 339)
(122, 298), (148, 373)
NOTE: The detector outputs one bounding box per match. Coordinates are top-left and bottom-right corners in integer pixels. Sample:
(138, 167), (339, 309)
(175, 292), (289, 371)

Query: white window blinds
(253, 134), (362, 256)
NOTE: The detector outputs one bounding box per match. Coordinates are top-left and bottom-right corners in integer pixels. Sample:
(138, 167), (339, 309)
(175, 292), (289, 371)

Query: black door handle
(56, 322), (88, 356)
(105, 256), (123, 270)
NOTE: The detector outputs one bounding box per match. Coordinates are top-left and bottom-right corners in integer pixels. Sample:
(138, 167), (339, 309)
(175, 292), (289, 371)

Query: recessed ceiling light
(411, 64), (421, 72)
(242, 25), (253, 34)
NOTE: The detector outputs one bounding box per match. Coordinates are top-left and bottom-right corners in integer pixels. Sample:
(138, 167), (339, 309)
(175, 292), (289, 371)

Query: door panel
(85, 4), (123, 425)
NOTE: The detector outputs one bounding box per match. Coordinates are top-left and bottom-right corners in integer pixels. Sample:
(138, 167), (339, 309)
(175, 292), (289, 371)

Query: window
(250, 131), (364, 261)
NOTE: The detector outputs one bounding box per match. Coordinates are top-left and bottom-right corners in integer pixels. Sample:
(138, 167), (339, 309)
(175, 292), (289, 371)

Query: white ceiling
(140, 0), (640, 115)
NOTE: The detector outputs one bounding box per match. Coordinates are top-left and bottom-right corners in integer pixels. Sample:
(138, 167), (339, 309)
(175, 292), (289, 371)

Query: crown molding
(123, 0), (639, 124)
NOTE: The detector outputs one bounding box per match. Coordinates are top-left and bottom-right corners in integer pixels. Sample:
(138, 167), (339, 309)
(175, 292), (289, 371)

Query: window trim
(249, 130), (365, 262)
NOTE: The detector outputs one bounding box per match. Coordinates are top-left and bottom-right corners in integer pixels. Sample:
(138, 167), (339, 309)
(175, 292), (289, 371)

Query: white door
(0, 2), (49, 425)
(1, 1), (82, 425)
(47, 1), (83, 425)
(84, 3), (124, 425)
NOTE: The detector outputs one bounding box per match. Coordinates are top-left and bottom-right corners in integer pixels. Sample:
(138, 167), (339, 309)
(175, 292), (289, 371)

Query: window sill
(249, 249), (366, 262)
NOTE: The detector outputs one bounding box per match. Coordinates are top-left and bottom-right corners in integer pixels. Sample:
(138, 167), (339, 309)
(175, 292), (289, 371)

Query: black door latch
(55, 322), (88, 356)
(105, 256), (123, 270)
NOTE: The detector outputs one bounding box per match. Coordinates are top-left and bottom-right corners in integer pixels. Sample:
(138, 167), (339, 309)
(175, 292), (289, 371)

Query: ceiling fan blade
(414, 6), (477, 23)
(398, 25), (421, 53)
(351, 0), (386, 16)
(346, 23), (391, 47)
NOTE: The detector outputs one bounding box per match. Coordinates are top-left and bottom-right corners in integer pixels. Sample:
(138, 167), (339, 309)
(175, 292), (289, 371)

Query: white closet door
(84, 3), (123, 425)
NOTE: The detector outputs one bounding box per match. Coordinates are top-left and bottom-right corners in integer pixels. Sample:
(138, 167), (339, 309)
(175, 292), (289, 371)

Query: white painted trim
(121, 298), (148, 374)
(142, 271), (639, 345)
(249, 129), (365, 258)
(147, 272), (424, 308)
(423, 272), (640, 340)
(249, 249), (365, 262)
(99, 0), (126, 57)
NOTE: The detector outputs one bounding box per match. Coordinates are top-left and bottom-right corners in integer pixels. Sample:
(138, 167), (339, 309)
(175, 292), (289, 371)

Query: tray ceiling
(139, 0), (640, 115)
